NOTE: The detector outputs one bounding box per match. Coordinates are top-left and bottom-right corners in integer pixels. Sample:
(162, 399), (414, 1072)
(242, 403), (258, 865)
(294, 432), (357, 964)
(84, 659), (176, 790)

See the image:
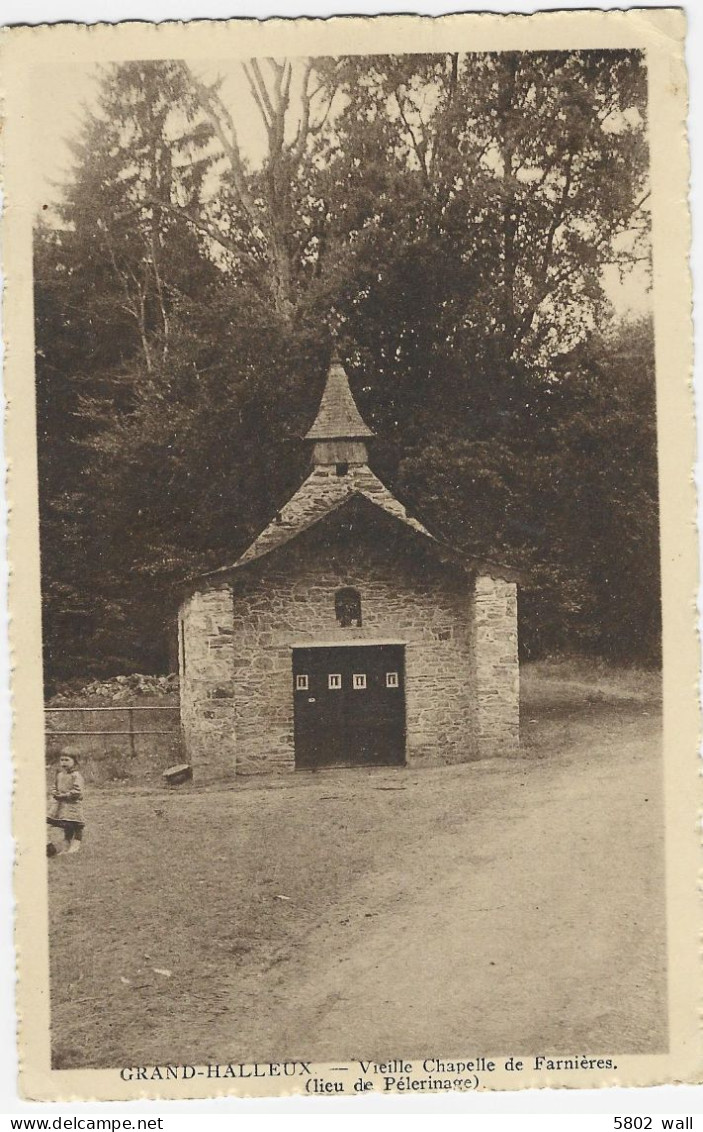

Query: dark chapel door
(292, 645), (406, 769)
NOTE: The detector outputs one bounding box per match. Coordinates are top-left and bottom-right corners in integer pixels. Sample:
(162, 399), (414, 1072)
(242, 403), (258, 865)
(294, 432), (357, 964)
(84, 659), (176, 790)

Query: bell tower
(304, 356), (375, 470)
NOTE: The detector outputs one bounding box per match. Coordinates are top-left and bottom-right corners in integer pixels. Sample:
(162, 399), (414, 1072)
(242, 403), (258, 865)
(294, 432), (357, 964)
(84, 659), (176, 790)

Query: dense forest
(34, 52), (659, 687)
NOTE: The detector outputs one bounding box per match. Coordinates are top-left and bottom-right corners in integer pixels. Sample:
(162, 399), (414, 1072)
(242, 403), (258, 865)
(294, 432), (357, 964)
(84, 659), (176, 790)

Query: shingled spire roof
(304, 358), (375, 440)
(195, 349), (521, 583)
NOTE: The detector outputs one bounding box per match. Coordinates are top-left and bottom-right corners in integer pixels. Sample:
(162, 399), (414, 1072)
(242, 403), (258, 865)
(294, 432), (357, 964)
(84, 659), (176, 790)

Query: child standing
(47, 752), (85, 855)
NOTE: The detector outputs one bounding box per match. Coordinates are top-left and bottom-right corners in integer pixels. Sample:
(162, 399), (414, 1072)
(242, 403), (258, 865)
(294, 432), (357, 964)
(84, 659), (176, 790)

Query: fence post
(128, 708), (136, 759)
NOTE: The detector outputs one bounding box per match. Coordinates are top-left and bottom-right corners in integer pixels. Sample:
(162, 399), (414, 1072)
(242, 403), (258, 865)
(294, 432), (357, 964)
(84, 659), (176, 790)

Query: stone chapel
(178, 357), (520, 779)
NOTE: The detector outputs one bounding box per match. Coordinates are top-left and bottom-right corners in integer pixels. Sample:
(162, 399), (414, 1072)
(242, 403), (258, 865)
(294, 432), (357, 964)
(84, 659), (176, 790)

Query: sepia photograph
(1, 8), (697, 1102)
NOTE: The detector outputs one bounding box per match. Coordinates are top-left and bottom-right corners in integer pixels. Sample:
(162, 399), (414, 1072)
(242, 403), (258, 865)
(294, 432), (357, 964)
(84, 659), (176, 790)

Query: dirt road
(206, 709), (665, 1061)
(49, 667), (666, 1068)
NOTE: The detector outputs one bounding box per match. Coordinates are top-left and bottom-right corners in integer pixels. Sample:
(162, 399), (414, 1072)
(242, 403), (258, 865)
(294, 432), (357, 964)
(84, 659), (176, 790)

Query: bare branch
(142, 195), (245, 258)
(267, 57), (287, 108)
(186, 69), (259, 228)
(148, 221), (169, 364)
(281, 60), (293, 108)
(631, 189), (651, 214)
(394, 87), (430, 185)
(249, 59), (276, 128)
(289, 59), (315, 164)
(242, 62), (272, 132)
(267, 57), (285, 84)
(538, 151), (575, 284)
(309, 87), (337, 136)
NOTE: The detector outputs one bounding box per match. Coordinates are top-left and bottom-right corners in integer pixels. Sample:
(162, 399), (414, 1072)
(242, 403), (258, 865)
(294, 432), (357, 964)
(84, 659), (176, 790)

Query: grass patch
(521, 656), (661, 714)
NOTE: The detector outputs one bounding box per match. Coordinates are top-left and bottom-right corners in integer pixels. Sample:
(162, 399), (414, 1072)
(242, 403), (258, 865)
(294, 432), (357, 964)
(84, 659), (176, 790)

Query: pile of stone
(50, 673), (179, 705)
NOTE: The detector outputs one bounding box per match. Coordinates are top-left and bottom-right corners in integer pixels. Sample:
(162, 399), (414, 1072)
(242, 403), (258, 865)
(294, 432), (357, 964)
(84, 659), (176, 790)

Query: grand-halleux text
(120, 1055), (616, 1086)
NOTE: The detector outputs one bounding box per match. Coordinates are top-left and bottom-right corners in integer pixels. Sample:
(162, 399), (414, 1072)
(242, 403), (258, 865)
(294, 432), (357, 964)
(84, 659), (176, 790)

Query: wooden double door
(292, 644), (406, 769)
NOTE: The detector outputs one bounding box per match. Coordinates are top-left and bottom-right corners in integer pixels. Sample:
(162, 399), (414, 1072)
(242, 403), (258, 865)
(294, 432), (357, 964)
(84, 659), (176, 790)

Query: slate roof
(202, 465), (434, 578)
(194, 356), (521, 584)
(304, 361), (375, 440)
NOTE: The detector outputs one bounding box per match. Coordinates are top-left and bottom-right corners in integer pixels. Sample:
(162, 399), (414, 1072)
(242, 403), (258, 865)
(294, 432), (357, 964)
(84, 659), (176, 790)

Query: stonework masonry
(470, 574), (520, 757)
(180, 521), (520, 780)
(179, 583), (237, 778)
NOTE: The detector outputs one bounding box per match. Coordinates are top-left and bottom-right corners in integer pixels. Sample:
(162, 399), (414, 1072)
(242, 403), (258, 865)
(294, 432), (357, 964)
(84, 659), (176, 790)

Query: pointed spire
(305, 358), (375, 441)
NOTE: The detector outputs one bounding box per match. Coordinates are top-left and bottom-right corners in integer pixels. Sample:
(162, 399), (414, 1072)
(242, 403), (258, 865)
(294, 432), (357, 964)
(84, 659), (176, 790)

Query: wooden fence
(45, 704), (183, 783)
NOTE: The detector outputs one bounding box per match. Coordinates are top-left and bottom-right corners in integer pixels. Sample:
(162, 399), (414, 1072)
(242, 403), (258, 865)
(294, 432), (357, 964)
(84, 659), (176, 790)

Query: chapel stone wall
(179, 581), (237, 780)
(469, 574), (520, 757)
(193, 533), (477, 775)
(181, 538), (520, 778)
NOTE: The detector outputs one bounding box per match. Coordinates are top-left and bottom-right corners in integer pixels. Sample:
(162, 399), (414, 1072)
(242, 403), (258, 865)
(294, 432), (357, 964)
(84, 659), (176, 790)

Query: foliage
(34, 51), (659, 685)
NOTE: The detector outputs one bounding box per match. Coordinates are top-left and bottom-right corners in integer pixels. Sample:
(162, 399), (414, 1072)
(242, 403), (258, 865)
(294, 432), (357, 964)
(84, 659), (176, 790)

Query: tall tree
(310, 51), (649, 414)
(35, 62), (221, 682)
(36, 51), (659, 681)
(178, 58), (341, 324)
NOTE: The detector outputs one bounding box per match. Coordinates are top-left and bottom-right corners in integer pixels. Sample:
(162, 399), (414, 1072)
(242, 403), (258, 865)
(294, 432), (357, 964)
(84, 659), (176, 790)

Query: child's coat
(48, 768), (85, 824)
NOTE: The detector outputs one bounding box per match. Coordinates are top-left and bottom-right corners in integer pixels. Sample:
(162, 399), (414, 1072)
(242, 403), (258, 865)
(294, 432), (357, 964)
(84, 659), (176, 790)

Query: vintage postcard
(1, 7), (698, 1102)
